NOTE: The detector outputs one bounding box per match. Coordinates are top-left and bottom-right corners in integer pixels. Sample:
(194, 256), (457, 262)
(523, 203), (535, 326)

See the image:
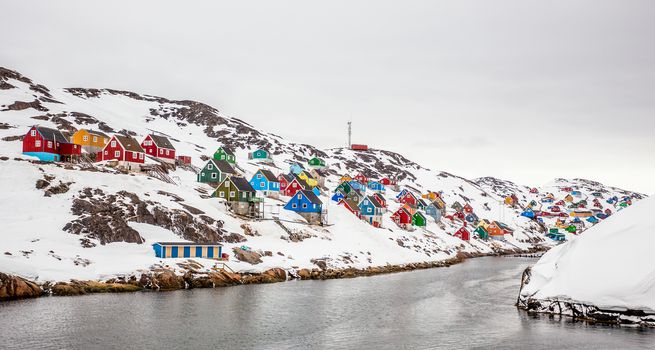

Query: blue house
(425, 202), (442, 221)
(349, 180), (366, 192)
(521, 209), (535, 219)
(358, 195), (384, 227)
(571, 191), (582, 197)
(396, 189), (409, 200)
(249, 169), (280, 196)
(152, 242), (223, 259)
(331, 190), (345, 203)
(284, 190), (323, 213)
(541, 197), (554, 203)
(289, 162), (305, 175)
(367, 180), (385, 193)
(586, 216), (599, 224)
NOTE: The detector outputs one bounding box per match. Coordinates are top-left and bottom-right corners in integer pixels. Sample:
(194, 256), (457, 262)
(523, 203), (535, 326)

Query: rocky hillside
(0, 67), (646, 283)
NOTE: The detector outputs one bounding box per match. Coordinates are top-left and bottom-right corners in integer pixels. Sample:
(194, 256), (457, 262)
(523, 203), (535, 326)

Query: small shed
(153, 242), (223, 259)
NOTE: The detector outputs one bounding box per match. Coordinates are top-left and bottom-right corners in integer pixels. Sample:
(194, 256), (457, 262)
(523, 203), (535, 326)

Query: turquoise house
(153, 242), (223, 259)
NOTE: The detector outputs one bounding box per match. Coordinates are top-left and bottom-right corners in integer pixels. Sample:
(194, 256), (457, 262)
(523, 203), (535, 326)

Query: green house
(412, 211), (427, 227)
(213, 177), (256, 202)
(308, 157), (326, 168)
(565, 225), (577, 233)
(346, 188), (364, 203)
(249, 149), (270, 160)
(335, 181), (352, 195)
(198, 159), (237, 184)
(475, 226), (489, 239)
(213, 147), (236, 164)
(549, 228), (559, 234)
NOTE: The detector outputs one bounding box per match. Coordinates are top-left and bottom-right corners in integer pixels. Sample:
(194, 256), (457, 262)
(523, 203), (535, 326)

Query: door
(183, 246), (191, 258)
(171, 246), (178, 258)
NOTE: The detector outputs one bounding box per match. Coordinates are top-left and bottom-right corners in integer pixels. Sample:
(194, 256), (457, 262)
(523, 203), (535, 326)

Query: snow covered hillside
(518, 196), (655, 323)
(0, 67), (646, 283)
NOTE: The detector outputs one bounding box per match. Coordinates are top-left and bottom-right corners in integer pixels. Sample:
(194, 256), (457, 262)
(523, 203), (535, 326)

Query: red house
(278, 174), (293, 192)
(22, 125), (81, 162)
(555, 200), (565, 206)
(463, 203), (473, 214)
(455, 227), (470, 241)
(373, 193), (387, 208)
(354, 173), (368, 184)
(338, 198), (362, 218)
(391, 206), (413, 226)
(97, 134), (145, 171)
(551, 206), (561, 212)
(398, 191), (418, 206)
(283, 177), (308, 197)
(351, 144), (368, 151)
(176, 155), (192, 165)
(141, 134), (176, 164)
(379, 177), (396, 186)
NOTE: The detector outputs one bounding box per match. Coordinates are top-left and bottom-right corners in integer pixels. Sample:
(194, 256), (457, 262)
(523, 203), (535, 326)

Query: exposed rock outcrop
(0, 273), (43, 301)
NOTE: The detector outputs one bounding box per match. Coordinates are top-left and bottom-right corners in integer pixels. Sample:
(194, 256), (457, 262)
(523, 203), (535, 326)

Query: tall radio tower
(347, 121), (352, 147)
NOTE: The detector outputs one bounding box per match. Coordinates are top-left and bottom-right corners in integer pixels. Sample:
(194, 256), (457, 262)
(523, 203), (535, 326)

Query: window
(92, 136), (97, 143)
(201, 172), (205, 177)
(368, 208), (372, 213)
(219, 192), (225, 198)
(257, 174), (262, 179)
(139, 153), (144, 159)
(297, 194), (302, 199)
(160, 149), (163, 155)
(260, 182), (265, 187)
(104, 150), (108, 155)
(47, 141), (53, 148)
(207, 164), (213, 170)
(229, 191), (235, 197)
(30, 130), (36, 136)
(302, 203), (307, 208)
(292, 183), (297, 188)
(225, 183), (229, 188)
(111, 141), (116, 147)
(211, 173), (217, 179)
(114, 151), (120, 157)
(242, 192), (246, 198)
(292, 203), (297, 208)
(166, 149), (170, 155)
(83, 135), (89, 141)
(133, 151), (137, 158)
(221, 155), (225, 160)
(35, 140), (41, 147)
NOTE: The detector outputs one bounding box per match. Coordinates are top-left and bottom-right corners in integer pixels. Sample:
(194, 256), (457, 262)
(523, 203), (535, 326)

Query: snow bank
(521, 196), (655, 311)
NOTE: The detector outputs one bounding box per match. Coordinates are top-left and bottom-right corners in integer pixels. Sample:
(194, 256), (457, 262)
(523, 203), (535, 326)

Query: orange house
(71, 129), (110, 154)
(487, 222), (505, 236)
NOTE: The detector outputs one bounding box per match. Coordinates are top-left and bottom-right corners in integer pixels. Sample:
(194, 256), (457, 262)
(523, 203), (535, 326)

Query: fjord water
(1, 257), (653, 349)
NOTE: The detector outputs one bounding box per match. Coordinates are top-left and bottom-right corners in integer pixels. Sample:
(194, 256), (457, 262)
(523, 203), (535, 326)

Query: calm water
(1, 257), (653, 349)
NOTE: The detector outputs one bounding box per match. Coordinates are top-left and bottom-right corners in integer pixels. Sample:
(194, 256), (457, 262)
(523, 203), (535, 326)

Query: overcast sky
(1, 0), (654, 193)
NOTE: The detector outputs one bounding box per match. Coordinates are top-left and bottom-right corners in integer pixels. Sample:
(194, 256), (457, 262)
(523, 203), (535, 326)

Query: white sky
(1, 0), (654, 193)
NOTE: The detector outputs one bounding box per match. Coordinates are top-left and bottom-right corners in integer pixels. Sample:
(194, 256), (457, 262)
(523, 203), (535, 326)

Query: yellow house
(504, 196), (514, 205)
(71, 129), (109, 154)
(422, 191), (440, 201)
(477, 219), (491, 229)
(340, 174), (353, 183)
(564, 194), (574, 202)
(298, 171), (318, 188)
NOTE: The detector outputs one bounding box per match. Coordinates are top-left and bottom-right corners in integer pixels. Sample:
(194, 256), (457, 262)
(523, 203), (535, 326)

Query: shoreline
(516, 267), (655, 328)
(1, 247), (545, 302)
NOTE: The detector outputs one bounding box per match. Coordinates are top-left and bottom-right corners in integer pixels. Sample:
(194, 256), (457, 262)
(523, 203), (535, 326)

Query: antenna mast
(347, 121), (352, 148)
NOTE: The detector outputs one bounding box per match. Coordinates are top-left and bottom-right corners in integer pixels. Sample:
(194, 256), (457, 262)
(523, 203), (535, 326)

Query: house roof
(257, 169), (278, 182)
(216, 146), (235, 156)
(148, 134), (175, 150)
(340, 197), (361, 211)
(114, 134), (145, 153)
(365, 195), (384, 208)
(292, 174), (310, 188)
(279, 173), (294, 182)
(231, 176), (256, 192)
(417, 199), (428, 207)
(299, 190), (322, 205)
(301, 170), (315, 179)
(312, 168), (328, 177)
(86, 129), (109, 138)
(35, 126), (69, 144)
(153, 242), (222, 246)
(214, 159), (237, 174)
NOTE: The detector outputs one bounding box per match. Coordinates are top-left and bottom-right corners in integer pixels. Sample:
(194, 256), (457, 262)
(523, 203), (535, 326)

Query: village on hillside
(18, 124), (642, 263)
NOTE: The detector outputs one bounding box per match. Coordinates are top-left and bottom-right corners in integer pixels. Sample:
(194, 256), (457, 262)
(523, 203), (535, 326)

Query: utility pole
(347, 121), (352, 148)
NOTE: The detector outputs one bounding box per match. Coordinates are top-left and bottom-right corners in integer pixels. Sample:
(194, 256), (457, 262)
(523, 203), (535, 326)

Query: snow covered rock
(518, 196), (655, 325)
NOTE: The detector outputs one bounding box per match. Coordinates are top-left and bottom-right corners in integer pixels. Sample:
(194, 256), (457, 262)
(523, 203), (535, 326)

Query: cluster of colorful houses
(197, 147), (329, 225)
(512, 186), (638, 241)
(22, 125), (190, 171)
